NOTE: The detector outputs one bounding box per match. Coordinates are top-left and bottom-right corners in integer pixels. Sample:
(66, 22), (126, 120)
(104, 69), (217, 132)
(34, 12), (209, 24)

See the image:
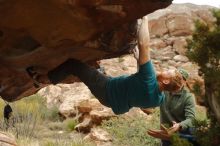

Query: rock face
(38, 83), (149, 134)
(84, 128), (113, 146)
(0, 0), (171, 101)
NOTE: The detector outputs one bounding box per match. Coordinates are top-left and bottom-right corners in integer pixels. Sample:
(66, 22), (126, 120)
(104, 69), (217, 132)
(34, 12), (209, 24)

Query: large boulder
(84, 128), (113, 146)
(0, 0), (171, 101)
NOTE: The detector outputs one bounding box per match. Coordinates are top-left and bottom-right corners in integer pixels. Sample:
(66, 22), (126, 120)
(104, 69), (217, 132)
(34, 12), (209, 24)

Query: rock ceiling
(0, 0), (171, 101)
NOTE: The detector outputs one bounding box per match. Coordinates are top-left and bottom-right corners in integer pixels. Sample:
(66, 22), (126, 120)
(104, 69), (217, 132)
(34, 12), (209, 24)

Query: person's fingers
(148, 133), (158, 138)
(172, 121), (177, 125)
(148, 131), (169, 140)
(142, 16), (149, 28)
(147, 130), (163, 138)
(166, 126), (178, 135)
(147, 131), (161, 138)
(161, 124), (168, 132)
(150, 129), (168, 135)
(168, 129), (176, 135)
(158, 133), (171, 140)
(133, 49), (137, 53)
(147, 130), (156, 135)
(147, 130), (159, 134)
(142, 16), (148, 21)
(148, 129), (161, 133)
(149, 130), (171, 140)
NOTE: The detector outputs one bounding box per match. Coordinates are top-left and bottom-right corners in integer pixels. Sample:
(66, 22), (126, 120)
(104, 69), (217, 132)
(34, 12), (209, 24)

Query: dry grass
(0, 95), (208, 146)
(0, 95), (95, 146)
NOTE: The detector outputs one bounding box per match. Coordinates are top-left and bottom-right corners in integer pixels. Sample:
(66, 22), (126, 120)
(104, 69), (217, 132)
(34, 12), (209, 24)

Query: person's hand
(147, 124), (179, 140)
(147, 129), (170, 140)
(169, 121), (181, 133)
(132, 46), (139, 60)
(137, 15), (150, 65)
(139, 16), (150, 46)
(147, 124), (171, 140)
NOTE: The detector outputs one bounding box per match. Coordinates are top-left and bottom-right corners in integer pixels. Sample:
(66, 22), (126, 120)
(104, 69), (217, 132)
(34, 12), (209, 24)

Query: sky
(173, 0), (220, 8)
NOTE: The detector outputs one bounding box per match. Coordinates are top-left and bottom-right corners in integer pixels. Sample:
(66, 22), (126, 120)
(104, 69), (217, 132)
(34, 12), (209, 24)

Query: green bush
(0, 99), (6, 118)
(187, 9), (220, 107)
(64, 118), (78, 131)
(42, 106), (61, 122)
(0, 94), (45, 138)
(187, 9), (220, 146)
(193, 119), (220, 146)
(16, 137), (95, 146)
(48, 122), (64, 131)
(192, 81), (203, 98)
(0, 94), (93, 146)
(0, 94), (62, 138)
(170, 134), (193, 146)
(101, 109), (160, 146)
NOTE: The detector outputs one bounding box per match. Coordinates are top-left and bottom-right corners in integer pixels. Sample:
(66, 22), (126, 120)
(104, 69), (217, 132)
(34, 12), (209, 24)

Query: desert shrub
(64, 118), (78, 131)
(187, 9), (220, 114)
(42, 106), (61, 122)
(195, 106), (207, 121)
(0, 99), (6, 118)
(0, 94), (62, 138)
(42, 138), (95, 146)
(48, 122), (64, 131)
(187, 9), (220, 146)
(16, 137), (95, 146)
(193, 119), (220, 146)
(170, 134), (193, 146)
(101, 109), (160, 146)
(7, 94), (44, 138)
(192, 81), (203, 98)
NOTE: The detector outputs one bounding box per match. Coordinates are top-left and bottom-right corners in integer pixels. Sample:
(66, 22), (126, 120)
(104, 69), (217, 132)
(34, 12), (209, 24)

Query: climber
(26, 16), (185, 115)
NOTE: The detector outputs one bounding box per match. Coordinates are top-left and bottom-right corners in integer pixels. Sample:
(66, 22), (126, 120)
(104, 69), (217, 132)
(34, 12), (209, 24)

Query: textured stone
(167, 14), (194, 36)
(75, 115), (93, 133)
(173, 37), (188, 55)
(99, 55), (137, 77)
(149, 17), (169, 37)
(0, 0), (171, 101)
(84, 128), (112, 146)
(87, 128), (112, 142)
(150, 38), (167, 49)
(173, 55), (189, 62)
(57, 83), (94, 118)
(90, 107), (115, 125)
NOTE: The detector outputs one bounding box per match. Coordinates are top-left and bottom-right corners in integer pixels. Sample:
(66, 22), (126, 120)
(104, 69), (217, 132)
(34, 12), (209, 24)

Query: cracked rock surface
(0, 0), (171, 101)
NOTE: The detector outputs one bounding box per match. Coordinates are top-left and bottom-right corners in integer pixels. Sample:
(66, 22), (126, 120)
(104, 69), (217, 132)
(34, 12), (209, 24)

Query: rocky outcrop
(84, 128), (113, 146)
(38, 83), (149, 134)
(148, 3), (215, 37)
(0, 0), (171, 101)
(74, 98), (115, 133)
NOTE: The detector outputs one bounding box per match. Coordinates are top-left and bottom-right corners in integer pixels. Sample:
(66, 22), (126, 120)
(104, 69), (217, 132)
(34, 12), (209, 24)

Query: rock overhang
(0, 0), (172, 101)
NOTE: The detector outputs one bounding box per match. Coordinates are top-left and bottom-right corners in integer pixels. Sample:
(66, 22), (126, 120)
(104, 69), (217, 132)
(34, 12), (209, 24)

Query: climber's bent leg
(48, 59), (111, 107)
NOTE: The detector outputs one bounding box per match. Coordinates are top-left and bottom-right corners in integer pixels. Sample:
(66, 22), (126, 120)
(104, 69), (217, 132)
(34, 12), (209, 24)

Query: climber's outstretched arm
(138, 16), (150, 65)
